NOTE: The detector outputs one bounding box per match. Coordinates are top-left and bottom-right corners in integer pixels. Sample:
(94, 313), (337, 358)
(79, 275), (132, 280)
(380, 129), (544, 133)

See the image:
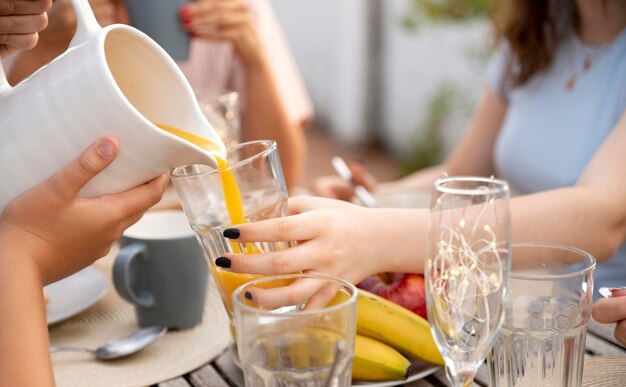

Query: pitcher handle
(0, 60), (10, 95)
(0, 0), (100, 94)
(69, 0), (102, 48)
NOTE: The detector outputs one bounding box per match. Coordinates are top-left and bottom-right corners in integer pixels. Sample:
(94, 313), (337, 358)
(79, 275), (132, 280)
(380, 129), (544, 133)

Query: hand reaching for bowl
(0, 136), (169, 286)
(0, 0), (52, 57)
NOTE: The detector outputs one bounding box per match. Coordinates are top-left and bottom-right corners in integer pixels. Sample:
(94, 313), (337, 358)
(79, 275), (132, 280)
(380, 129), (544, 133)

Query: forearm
(241, 57), (306, 190)
(0, 247), (54, 387)
(364, 208), (430, 276)
(511, 186), (626, 265)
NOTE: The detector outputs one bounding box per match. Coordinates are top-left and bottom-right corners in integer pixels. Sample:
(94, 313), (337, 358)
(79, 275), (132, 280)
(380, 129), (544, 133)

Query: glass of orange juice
(171, 140), (293, 331)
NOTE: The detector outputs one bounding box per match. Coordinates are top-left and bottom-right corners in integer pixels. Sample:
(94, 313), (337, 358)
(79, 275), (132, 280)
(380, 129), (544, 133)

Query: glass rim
(511, 242), (596, 280)
(171, 139), (276, 179)
(231, 273), (358, 316)
(434, 176), (510, 196)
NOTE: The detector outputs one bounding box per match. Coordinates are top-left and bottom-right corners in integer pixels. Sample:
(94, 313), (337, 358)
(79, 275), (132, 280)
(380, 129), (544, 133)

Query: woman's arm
(220, 110), (626, 280)
(510, 110), (626, 264)
(182, 0), (306, 189)
(0, 137), (167, 385)
(0, 245), (54, 387)
(313, 88), (508, 198)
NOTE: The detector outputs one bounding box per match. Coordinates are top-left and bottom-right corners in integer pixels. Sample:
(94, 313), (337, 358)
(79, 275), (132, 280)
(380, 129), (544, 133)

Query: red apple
(357, 272), (428, 320)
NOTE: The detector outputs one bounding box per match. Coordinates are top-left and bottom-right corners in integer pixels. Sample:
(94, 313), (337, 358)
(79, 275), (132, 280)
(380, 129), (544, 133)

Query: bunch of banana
(351, 289), (444, 381)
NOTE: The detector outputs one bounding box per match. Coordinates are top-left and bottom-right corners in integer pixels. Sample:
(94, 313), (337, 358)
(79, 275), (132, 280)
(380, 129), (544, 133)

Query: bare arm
(183, 0), (307, 190)
(315, 88), (508, 198)
(510, 110), (626, 264)
(0, 247), (54, 387)
(385, 88), (508, 189)
(242, 56), (306, 190)
(0, 138), (167, 385)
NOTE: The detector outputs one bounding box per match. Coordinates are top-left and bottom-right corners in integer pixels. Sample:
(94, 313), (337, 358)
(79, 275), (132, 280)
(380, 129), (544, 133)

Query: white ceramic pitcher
(0, 0), (225, 211)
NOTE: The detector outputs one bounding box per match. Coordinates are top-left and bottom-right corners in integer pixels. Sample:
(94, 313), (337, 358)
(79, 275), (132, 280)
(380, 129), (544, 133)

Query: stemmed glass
(425, 176), (511, 386)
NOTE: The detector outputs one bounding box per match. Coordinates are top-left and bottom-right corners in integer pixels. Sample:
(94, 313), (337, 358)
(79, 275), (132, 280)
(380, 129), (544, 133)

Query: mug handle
(113, 243), (156, 307)
(0, 0), (101, 95)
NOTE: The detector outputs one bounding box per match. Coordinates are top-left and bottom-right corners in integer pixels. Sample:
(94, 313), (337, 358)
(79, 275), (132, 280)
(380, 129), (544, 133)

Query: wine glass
(425, 176), (511, 386)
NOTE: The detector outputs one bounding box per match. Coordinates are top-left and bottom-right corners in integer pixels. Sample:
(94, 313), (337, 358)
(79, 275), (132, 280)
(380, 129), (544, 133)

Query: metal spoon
(50, 326), (167, 360)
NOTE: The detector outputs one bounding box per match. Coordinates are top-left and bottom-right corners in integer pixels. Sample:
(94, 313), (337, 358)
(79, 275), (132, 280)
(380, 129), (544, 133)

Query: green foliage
(400, 0), (492, 31)
(398, 83), (461, 177)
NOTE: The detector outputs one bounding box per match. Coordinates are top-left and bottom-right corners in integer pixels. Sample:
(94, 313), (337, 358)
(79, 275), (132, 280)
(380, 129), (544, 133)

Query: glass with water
(487, 242), (595, 387)
(232, 274), (357, 387)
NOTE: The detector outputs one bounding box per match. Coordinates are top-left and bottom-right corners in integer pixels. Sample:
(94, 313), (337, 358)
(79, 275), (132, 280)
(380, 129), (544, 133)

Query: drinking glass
(232, 273), (357, 387)
(425, 176), (511, 386)
(195, 89), (240, 147)
(171, 140), (291, 331)
(487, 242), (595, 387)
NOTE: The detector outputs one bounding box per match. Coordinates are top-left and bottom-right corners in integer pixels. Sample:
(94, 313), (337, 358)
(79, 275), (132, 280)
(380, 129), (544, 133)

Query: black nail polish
(223, 228), (240, 239)
(215, 257), (231, 268)
(244, 291), (253, 300)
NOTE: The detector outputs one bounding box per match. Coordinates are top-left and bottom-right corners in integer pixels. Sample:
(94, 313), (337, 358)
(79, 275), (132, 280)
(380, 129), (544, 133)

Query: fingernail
(244, 291), (253, 300)
(97, 138), (116, 158)
(190, 32), (199, 38)
(179, 6), (190, 16)
(223, 228), (240, 239)
(215, 257), (231, 268)
(182, 18), (191, 28)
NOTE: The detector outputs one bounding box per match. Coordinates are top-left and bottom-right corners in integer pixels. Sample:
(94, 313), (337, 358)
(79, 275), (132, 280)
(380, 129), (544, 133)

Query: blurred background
(271, 0), (493, 186)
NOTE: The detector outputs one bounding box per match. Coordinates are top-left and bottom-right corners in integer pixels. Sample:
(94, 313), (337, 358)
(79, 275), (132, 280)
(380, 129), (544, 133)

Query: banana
(356, 289), (444, 366)
(352, 335), (411, 381)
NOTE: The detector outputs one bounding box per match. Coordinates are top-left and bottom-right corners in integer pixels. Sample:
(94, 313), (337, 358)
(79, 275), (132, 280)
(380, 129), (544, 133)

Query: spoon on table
(50, 326), (167, 360)
(331, 156), (378, 208)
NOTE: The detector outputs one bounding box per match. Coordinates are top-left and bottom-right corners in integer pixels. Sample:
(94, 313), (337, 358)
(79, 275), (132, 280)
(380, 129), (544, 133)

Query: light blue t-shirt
(488, 28), (626, 300)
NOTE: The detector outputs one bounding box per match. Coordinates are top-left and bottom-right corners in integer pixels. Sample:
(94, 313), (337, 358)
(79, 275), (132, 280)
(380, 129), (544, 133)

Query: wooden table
(154, 318), (626, 387)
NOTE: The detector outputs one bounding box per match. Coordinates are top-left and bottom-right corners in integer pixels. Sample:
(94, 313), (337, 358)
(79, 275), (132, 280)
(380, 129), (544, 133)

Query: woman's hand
(313, 161), (377, 201)
(180, 0), (263, 66)
(0, 0), (52, 57)
(592, 288), (626, 345)
(216, 196), (421, 285)
(0, 136), (168, 285)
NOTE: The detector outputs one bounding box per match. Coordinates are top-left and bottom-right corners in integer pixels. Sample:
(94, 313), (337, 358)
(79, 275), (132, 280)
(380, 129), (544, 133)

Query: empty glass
(425, 176), (511, 386)
(487, 242), (595, 387)
(232, 273), (357, 387)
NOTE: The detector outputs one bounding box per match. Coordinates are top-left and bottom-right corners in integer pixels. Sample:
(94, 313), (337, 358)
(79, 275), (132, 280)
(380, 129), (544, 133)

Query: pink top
(176, 0), (313, 128)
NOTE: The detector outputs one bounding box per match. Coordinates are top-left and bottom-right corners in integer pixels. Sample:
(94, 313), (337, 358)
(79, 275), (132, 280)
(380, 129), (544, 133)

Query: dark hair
(490, 0), (577, 86)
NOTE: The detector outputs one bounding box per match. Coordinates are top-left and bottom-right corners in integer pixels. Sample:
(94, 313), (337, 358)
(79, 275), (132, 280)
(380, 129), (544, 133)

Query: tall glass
(171, 140), (292, 330)
(425, 176), (511, 386)
(232, 273), (357, 387)
(487, 243), (595, 387)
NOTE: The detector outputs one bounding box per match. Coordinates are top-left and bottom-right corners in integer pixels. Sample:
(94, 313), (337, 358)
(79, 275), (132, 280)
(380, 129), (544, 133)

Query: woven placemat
(49, 250), (230, 387)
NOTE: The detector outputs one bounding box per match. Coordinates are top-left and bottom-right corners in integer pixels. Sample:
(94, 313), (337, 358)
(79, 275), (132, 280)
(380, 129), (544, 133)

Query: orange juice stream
(156, 124), (262, 312)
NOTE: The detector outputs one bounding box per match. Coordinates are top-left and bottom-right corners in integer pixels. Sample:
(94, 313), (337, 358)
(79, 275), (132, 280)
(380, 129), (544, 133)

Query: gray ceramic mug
(124, 0), (191, 61)
(113, 210), (208, 329)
